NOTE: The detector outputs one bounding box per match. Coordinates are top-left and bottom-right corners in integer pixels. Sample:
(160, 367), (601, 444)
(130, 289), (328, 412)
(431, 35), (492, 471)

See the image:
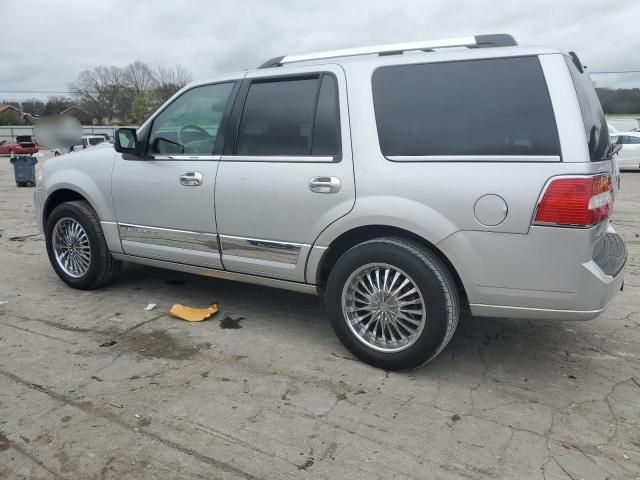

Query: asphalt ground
(1, 156), (639, 479)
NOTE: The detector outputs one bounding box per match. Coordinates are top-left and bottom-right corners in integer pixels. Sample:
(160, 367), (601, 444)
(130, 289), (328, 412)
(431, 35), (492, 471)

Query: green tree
(132, 91), (155, 124)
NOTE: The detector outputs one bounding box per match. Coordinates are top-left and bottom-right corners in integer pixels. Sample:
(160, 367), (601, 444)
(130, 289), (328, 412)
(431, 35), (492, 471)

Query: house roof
(0, 104), (22, 114)
(59, 106), (91, 116)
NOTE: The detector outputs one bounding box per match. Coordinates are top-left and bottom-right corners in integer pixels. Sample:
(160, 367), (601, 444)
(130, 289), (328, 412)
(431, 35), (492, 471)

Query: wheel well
(316, 225), (467, 301)
(43, 189), (87, 224)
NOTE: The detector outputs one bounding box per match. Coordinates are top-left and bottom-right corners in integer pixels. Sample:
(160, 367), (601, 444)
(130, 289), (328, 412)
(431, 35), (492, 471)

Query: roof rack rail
(258, 34), (516, 68)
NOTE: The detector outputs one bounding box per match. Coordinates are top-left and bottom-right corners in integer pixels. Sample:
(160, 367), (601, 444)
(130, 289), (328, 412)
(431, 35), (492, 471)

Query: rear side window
(372, 57), (561, 158)
(565, 57), (610, 161)
(236, 74), (341, 157)
(312, 76), (341, 156)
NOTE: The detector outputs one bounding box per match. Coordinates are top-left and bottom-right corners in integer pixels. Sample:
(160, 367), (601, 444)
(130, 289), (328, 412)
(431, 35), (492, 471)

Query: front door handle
(309, 176), (341, 194)
(180, 172), (203, 186)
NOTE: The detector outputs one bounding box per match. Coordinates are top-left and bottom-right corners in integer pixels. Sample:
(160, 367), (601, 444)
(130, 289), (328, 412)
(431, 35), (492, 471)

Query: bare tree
(66, 62), (193, 124)
(125, 61), (156, 93)
(153, 64), (193, 104)
(69, 66), (134, 123)
(44, 96), (75, 116)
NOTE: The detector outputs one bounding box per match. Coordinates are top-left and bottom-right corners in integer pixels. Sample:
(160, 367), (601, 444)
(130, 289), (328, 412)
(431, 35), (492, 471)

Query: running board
(111, 253), (320, 296)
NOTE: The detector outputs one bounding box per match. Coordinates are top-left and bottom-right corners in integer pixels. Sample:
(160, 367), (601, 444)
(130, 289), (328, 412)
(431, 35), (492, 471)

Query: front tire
(326, 238), (459, 370)
(45, 201), (121, 289)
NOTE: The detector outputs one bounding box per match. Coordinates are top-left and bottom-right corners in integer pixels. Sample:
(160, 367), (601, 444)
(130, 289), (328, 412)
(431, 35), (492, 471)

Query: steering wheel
(178, 124), (211, 147)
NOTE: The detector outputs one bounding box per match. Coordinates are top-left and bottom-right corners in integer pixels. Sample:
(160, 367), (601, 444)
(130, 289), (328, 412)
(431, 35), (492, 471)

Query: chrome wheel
(341, 263), (426, 353)
(52, 217), (91, 278)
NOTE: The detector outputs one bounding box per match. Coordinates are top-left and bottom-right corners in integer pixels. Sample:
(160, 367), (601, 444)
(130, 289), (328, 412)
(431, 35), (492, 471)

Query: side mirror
(114, 128), (140, 155)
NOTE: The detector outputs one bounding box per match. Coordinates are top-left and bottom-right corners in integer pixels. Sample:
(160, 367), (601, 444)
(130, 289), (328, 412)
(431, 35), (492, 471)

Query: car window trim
(133, 80), (240, 161)
(222, 72), (342, 163)
(153, 155), (222, 161)
(220, 155), (334, 163)
(387, 155), (561, 162)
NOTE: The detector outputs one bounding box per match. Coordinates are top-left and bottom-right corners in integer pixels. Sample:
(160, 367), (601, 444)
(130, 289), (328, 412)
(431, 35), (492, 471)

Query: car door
(215, 65), (354, 282)
(111, 79), (239, 268)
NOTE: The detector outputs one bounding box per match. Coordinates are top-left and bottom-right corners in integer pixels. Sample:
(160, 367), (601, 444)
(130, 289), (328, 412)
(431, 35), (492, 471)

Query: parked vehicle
(611, 132), (640, 170)
(52, 136), (111, 156)
(34, 34), (627, 369)
(92, 133), (113, 143)
(0, 135), (39, 156)
(70, 135), (108, 152)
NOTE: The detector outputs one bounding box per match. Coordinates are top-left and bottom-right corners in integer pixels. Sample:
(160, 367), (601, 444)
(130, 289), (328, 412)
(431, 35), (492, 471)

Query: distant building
(0, 104), (26, 125)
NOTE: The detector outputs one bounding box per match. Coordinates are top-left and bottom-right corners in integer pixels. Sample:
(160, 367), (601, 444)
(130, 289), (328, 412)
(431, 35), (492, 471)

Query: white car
(71, 135), (107, 152)
(611, 132), (640, 171)
(51, 136), (107, 156)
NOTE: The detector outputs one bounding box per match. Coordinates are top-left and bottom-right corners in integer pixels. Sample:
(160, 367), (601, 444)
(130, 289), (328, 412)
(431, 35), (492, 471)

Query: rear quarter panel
(311, 52), (613, 291)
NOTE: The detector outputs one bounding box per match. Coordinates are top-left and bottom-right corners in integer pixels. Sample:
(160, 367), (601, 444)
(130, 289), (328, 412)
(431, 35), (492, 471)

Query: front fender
(42, 149), (117, 223)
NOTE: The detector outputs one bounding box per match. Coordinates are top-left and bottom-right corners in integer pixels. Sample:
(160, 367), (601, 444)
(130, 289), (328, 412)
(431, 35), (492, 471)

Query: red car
(0, 135), (39, 156)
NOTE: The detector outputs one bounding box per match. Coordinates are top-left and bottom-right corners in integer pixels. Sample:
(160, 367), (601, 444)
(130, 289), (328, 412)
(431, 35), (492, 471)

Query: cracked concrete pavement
(0, 157), (639, 479)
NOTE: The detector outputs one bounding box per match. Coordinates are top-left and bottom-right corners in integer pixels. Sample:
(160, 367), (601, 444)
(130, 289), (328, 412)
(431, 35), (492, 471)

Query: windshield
(565, 56), (610, 161)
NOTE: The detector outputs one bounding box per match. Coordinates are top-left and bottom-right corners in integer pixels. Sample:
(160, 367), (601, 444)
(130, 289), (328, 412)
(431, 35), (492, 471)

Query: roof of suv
(256, 33), (563, 70)
(158, 33), (565, 117)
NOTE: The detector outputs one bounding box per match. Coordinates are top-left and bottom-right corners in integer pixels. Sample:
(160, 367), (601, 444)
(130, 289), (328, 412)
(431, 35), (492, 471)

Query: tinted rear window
(312, 75), (341, 156)
(564, 57), (610, 161)
(372, 56), (561, 157)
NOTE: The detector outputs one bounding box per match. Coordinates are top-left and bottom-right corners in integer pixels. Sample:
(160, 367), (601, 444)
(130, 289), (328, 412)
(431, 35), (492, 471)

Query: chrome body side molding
(118, 223), (218, 252)
(110, 253), (320, 295)
(219, 235), (304, 265)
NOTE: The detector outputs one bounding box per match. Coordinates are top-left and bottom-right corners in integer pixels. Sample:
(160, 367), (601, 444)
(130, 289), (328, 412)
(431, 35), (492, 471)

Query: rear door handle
(180, 172), (203, 186)
(309, 176), (341, 194)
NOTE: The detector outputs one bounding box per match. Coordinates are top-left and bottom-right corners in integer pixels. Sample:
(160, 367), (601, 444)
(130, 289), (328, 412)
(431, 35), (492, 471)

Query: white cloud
(1, 0), (638, 100)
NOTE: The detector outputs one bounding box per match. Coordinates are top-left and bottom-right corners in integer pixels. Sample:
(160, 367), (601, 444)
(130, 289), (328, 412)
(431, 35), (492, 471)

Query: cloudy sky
(1, 0), (639, 101)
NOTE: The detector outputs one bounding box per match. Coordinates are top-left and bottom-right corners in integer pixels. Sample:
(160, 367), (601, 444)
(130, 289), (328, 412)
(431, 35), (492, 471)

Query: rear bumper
(438, 224), (627, 321)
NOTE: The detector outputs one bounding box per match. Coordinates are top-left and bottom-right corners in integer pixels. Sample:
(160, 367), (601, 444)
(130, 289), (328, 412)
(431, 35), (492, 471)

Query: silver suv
(34, 34), (627, 369)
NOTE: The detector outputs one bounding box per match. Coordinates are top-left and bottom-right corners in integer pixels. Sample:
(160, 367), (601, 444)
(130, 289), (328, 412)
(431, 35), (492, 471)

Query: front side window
(623, 135), (640, 144)
(148, 82), (234, 155)
(372, 57), (561, 158)
(235, 74), (341, 157)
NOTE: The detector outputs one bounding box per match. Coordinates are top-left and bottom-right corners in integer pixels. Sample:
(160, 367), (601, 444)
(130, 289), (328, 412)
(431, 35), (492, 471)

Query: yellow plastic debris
(169, 304), (218, 322)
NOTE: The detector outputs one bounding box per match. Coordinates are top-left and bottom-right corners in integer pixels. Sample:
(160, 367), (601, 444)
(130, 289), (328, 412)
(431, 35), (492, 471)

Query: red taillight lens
(534, 175), (613, 227)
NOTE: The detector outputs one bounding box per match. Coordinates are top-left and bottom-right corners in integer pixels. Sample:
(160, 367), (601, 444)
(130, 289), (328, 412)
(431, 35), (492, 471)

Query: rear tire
(45, 201), (121, 289)
(325, 238), (459, 370)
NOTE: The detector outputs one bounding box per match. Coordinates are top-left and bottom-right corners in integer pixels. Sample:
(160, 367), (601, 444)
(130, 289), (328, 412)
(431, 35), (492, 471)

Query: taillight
(534, 175), (613, 227)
